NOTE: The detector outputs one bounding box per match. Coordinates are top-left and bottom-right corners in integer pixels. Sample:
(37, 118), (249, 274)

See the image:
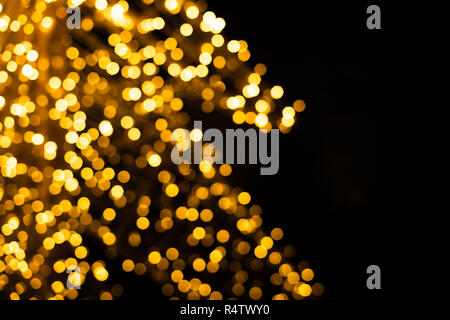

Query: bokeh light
(0, 0), (318, 300)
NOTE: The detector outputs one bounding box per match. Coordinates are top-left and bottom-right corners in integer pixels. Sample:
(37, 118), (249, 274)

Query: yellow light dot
(171, 270), (183, 282)
(170, 98), (183, 111)
(150, 116), (165, 130)
(102, 208), (116, 222)
(212, 35), (224, 47)
(287, 272), (300, 284)
(153, 17), (165, 30)
(190, 128), (203, 142)
(294, 99), (306, 112)
(165, 0), (178, 10)
(271, 86), (284, 99)
(120, 116), (134, 129)
(298, 283), (312, 297)
(75, 246), (87, 259)
(261, 236), (274, 250)
(301, 268), (315, 282)
(196, 65), (208, 79)
(41, 16), (53, 29)
(249, 287), (262, 300)
(100, 292), (113, 300)
(226, 95), (245, 109)
(219, 164), (232, 176)
(0, 71), (8, 83)
(148, 251), (161, 264)
(30, 278), (42, 290)
(10, 21), (21, 32)
(237, 192), (251, 205)
(53, 261), (66, 273)
(122, 259), (135, 272)
(66, 131), (78, 144)
(128, 128), (141, 141)
(95, 0), (108, 11)
(186, 6), (199, 19)
(199, 52), (212, 65)
(128, 87), (142, 101)
(94, 267), (109, 281)
(66, 47), (79, 60)
(203, 11), (216, 24)
(136, 217), (150, 230)
(180, 23), (193, 36)
(255, 100), (270, 113)
(77, 197), (90, 210)
(49, 77), (61, 89)
(269, 252), (282, 265)
(282, 117), (295, 127)
(209, 249), (223, 263)
(31, 134), (44, 145)
(153, 52), (166, 65)
(118, 171), (130, 183)
(44, 141), (57, 153)
(99, 120), (113, 136)
(271, 227), (284, 240)
(102, 232), (116, 245)
(148, 153), (162, 167)
(282, 106), (296, 119)
(193, 227), (206, 240)
(227, 40), (241, 53)
(255, 113), (268, 127)
(279, 264), (292, 277)
(254, 245), (267, 259)
(199, 284), (211, 296)
(166, 248), (179, 260)
(110, 185), (124, 199)
(249, 73), (261, 85)
(193, 258), (206, 272)
(213, 56), (226, 69)
(51, 281), (64, 293)
(216, 230), (230, 243)
(199, 209), (213, 222)
(111, 3), (125, 20)
(7, 61), (17, 72)
(165, 184), (179, 197)
(22, 64), (33, 77)
(243, 84), (260, 98)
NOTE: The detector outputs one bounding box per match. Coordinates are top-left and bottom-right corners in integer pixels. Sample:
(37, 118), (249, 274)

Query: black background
(204, 0), (447, 300)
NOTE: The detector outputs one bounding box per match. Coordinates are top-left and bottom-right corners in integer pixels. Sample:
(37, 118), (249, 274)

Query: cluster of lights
(0, 0), (320, 300)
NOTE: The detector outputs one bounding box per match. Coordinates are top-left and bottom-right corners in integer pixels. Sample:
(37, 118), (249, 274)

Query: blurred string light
(0, 0), (319, 300)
